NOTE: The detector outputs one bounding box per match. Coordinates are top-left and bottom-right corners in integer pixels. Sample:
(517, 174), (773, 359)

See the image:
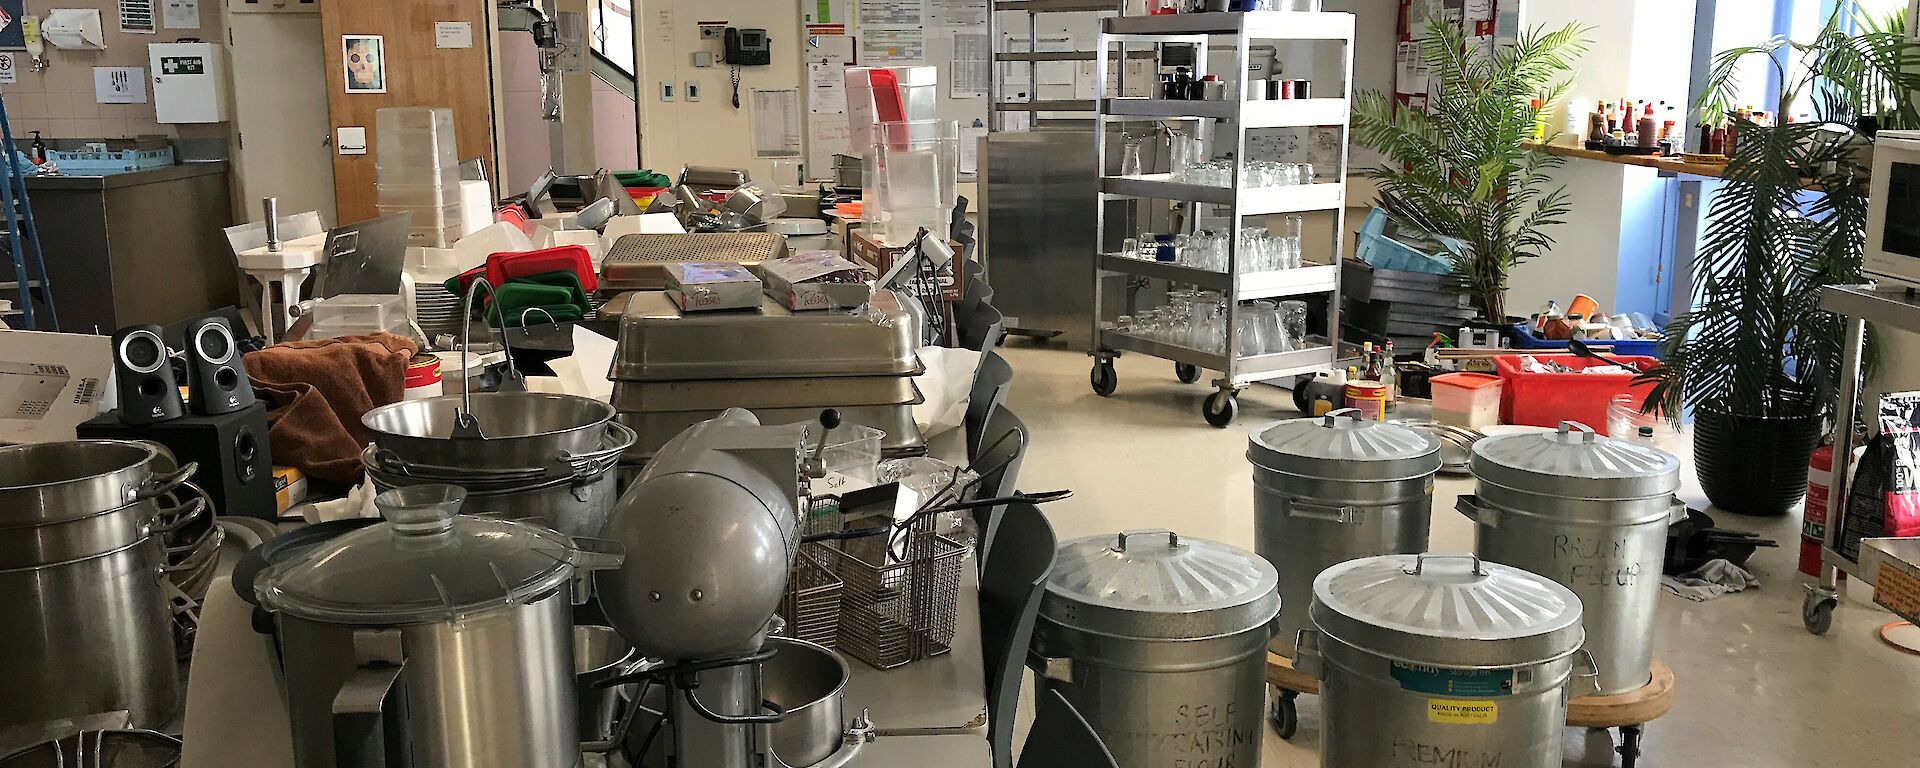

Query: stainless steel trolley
(1804, 283), (1920, 633)
(1087, 11), (1355, 426)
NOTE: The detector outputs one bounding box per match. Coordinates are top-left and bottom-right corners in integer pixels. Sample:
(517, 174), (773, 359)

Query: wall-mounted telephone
(723, 28), (770, 66)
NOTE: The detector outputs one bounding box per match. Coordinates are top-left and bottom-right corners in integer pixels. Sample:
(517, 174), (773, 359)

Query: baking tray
(610, 375), (922, 411)
(600, 233), (787, 291)
(616, 401), (926, 463)
(610, 290), (920, 380)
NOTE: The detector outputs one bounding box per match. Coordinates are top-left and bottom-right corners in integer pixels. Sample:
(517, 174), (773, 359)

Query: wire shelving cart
(1087, 11), (1355, 426)
(1804, 283), (1920, 634)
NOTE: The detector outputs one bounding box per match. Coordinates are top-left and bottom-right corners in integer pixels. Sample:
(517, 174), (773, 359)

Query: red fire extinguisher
(1803, 443), (1834, 578)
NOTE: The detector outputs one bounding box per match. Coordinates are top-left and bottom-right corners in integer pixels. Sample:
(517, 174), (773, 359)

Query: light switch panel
(659, 81), (674, 102)
(685, 82), (700, 102)
(337, 126), (366, 155)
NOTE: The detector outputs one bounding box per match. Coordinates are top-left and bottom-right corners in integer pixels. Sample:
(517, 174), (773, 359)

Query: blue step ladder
(0, 91), (54, 330)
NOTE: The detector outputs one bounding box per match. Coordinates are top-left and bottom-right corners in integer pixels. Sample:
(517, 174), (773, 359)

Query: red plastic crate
(1492, 354), (1660, 435)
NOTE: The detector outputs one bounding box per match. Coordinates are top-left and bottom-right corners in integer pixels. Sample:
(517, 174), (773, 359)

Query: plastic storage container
(379, 203), (464, 229)
(1493, 354), (1659, 434)
(1606, 394), (1686, 445)
(377, 182), (459, 208)
(1429, 372), (1503, 429)
(844, 66), (938, 162)
(375, 108), (458, 170)
(307, 294), (408, 339)
(864, 120), (959, 246)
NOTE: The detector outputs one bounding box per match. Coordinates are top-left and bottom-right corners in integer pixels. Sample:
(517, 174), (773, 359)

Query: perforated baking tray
(600, 233), (787, 291)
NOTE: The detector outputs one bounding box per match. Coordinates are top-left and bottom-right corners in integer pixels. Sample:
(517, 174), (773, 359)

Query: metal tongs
(451, 276), (528, 439)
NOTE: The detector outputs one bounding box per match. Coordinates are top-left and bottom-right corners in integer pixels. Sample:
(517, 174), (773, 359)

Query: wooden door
(320, 0), (496, 224)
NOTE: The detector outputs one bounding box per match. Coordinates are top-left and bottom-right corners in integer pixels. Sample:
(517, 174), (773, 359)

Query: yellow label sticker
(1427, 699), (1498, 724)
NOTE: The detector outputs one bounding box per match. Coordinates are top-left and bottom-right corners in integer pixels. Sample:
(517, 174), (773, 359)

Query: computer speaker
(183, 315), (257, 416)
(112, 324), (184, 425)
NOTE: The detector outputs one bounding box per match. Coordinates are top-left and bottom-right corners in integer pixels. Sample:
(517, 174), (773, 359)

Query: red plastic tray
(1492, 354), (1660, 435)
(486, 245), (597, 293)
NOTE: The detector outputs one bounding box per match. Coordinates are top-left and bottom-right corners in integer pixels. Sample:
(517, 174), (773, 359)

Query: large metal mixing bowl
(362, 393), (615, 470)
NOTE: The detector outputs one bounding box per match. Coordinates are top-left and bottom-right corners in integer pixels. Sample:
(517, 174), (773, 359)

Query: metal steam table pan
(600, 232), (788, 291)
(610, 375), (921, 412)
(616, 401), (926, 464)
(610, 290), (920, 380)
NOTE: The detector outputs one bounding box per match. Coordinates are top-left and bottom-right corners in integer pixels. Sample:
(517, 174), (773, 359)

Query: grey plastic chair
(967, 404), (1026, 569)
(960, 305), (1005, 352)
(1016, 688), (1119, 768)
(965, 351), (1014, 462)
(978, 502), (1055, 768)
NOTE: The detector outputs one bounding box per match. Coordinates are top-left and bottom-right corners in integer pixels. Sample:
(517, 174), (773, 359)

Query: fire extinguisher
(1803, 443), (1834, 578)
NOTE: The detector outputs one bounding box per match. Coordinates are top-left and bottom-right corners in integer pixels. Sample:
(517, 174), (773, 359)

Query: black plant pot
(1694, 406), (1827, 516)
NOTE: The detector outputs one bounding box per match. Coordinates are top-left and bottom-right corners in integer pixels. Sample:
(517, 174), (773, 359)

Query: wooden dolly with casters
(1266, 653), (1676, 768)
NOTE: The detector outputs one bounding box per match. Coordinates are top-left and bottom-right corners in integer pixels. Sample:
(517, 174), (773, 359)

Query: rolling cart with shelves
(1086, 10), (1354, 427)
(1804, 283), (1920, 633)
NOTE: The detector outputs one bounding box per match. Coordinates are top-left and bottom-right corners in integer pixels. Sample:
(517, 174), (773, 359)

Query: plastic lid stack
(375, 108), (463, 248)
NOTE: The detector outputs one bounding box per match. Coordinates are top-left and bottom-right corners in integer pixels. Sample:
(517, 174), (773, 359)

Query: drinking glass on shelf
(1280, 300), (1308, 347)
(1294, 163), (1315, 184)
(1121, 137), (1144, 177)
(1121, 237), (1140, 260)
(1172, 234), (1190, 264)
(1280, 215), (1304, 269)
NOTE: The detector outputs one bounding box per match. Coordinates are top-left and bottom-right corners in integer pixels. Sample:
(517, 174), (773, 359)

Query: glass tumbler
(1280, 215), (1304, 269)
(1280, 300), (1308, 347)
(1121, 137), (1144, 177)
(1121, 237), (1140, 259)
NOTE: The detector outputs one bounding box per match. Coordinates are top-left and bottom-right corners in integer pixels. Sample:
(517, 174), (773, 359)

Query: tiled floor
(994, 341), (1920, 767)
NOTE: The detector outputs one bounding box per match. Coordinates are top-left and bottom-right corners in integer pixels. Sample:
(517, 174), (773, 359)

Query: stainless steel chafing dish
(610, 375), (922, 413)
(609, 291), (919, 381)
(616, 399), (926, 464)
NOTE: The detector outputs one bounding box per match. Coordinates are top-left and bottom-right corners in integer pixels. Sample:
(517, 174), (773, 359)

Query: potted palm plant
(1641, 4), (1920, 515)
(1351, 20), (1591, 324)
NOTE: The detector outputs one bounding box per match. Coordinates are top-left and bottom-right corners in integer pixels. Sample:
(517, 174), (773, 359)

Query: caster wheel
(1616, 725), (1643, 768)
(1269, 690), (1299, 740)
(1175, 363), (1201, 384)
(1091, 360), (1118, 397)
(1204, 390), (1238, 428)
(1292, 375), (1313, 414)
(1803, 594), (1838, 635)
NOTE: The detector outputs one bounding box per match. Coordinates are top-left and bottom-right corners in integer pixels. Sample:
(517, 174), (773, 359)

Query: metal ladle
(1566, 338), (1642, 373)
(452, 276), (527, 439)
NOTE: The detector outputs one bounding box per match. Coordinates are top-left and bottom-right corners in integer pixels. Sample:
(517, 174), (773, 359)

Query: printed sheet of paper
(752, 88), (803, 159)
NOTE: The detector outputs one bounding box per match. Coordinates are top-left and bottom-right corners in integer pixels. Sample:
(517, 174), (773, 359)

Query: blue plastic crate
(1507, 323), (1664, 358)
(47, 147), (175, 176)
(1354, 208), (1461, 275)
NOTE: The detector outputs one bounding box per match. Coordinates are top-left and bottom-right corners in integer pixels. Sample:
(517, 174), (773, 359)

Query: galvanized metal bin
(1249, 409), (1441, 656)
(1460, 420), (1681, 695)
(1034, 530), (1280, 768)
(1300, 554), (1591, 768)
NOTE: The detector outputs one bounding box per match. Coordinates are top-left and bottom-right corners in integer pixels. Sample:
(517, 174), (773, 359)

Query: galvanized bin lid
(1248, 409), (1442, 481)
(1310, 553), (1583, 669)
(1471, 420), (1679, 499)
(1042, 529), (1280, 641)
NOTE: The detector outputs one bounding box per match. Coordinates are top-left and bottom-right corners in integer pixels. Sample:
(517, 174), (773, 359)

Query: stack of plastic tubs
(376, 108), (462, 248)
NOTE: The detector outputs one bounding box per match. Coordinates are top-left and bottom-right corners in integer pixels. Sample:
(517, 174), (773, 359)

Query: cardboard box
(664, 262), (763, 312)
(760, 251), (872, 311)
(850, 230), (965, 302)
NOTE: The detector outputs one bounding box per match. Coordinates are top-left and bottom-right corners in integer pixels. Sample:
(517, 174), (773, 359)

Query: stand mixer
(597, 409), (871, 768)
